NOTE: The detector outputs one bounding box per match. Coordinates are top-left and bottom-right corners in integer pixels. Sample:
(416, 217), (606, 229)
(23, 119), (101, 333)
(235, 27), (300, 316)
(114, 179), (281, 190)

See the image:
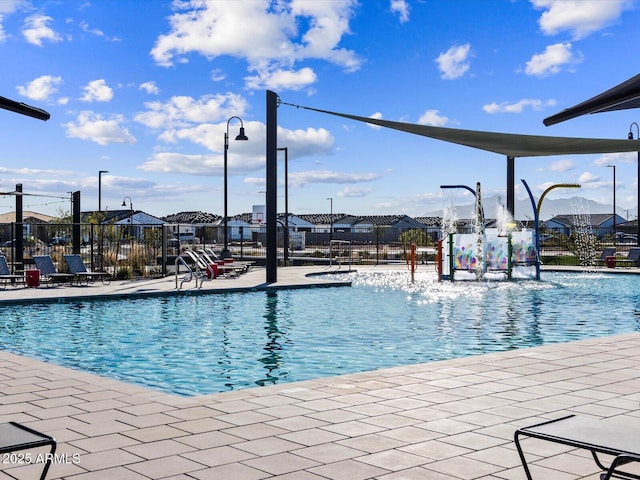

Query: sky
(1, 0), (639, 221)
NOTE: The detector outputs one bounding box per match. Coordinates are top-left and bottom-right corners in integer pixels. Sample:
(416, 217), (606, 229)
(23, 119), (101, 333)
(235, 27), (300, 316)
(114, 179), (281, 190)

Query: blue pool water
(1, 270), (639, 396)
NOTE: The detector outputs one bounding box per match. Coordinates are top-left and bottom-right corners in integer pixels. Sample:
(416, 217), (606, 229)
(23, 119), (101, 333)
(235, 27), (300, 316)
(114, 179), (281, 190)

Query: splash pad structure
(437, 182), (538, 282)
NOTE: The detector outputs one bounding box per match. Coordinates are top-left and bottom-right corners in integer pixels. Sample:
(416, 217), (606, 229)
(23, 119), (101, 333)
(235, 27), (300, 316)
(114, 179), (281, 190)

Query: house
(0, 210), (56, 244)
(293, 214), (348, 233)
(162, 211), (221, 242)
(543, 213), (627, 239)
(218, 213), (253, 241)
(82, 210), (165, 242)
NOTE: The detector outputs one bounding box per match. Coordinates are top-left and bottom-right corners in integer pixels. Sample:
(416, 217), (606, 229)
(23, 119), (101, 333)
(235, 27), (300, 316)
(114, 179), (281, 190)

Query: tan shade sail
(293, 104), (640, 158)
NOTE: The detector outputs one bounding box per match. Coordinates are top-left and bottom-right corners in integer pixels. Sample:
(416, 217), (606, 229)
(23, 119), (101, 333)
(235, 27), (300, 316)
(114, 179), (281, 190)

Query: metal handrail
(175, 255), (202, 289)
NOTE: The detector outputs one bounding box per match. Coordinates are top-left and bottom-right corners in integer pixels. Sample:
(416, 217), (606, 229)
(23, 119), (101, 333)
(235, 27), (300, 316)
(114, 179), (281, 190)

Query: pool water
(1, 271), (639, 396)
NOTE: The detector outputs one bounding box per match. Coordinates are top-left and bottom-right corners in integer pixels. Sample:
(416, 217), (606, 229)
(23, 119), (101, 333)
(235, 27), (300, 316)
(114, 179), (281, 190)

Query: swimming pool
(1, 270), (638, 396)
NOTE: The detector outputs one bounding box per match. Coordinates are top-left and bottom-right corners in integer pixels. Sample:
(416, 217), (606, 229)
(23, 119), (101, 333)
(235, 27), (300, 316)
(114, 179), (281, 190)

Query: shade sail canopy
(543, 73), (640, 126)
(291, 104), (640, 157)
(0, 95), (50, 121)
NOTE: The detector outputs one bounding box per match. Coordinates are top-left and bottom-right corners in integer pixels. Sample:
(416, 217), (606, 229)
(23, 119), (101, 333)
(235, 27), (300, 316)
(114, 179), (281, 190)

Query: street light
(629, 122), (640, 246)
(222, 116), (249, 258)
(607, 164), (616, 246)
(122, 196), (133, 222)
(327, 197), (333, 240)
(98, 170), (109, 212)
(277, 147), (289, 265)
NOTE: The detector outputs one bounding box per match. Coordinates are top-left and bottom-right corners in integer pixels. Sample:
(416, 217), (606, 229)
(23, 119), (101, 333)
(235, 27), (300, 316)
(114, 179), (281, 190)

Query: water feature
(440, 183), (536, 281)
(571, 197), (598, 268)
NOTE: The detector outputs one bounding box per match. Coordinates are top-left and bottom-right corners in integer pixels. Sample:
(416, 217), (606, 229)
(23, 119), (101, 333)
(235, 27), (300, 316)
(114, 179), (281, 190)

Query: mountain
(425, 195), (637, 222)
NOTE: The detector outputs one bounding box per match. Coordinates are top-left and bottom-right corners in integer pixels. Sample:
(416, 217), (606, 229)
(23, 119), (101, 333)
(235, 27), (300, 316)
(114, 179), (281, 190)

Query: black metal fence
(2, 222), (636, 277)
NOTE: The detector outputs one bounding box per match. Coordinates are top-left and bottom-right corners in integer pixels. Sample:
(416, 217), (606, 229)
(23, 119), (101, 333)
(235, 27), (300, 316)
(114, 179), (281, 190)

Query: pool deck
(1, 265), (640, 479)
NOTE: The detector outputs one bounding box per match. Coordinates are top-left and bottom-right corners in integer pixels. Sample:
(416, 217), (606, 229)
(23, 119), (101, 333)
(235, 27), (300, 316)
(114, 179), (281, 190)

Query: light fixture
(222, 116), (249, 258)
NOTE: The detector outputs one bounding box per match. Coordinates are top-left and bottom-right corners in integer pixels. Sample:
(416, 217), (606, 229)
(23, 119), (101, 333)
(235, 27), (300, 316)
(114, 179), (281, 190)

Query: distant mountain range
(425, 195), (637, 222)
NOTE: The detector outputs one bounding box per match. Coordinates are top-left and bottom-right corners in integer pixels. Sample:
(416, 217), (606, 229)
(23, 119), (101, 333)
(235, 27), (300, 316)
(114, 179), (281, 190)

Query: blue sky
(0, 0), (639, 220)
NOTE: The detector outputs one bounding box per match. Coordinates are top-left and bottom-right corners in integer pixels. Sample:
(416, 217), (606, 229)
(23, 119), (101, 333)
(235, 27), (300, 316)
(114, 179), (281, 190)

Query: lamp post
(607, 164), (616, 246)
(222, 116), (249, 258)
(629, 122), (640, 246)
(98, 170), (109, 212)
(97, 170), (109, 272)
(327, 197), (333, 241)
(121, 196), (133, 221)
(277, 147), (289, 265)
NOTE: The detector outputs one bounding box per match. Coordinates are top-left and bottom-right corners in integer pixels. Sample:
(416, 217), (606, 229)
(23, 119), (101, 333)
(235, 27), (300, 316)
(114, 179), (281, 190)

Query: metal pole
(630, 122), (640, 247)
(507, 156), (515, 218)
(607, 164), (616, 246)
(266, 90), (278, 283)
(278, 147), (289, 265)
(98, 170), (108, 212)
(223, 131), (229, 257)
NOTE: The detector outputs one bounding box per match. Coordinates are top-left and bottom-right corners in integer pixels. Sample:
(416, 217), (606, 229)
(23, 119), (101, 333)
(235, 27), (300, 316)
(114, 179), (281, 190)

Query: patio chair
(197, 249), (250, 278)
(617, 247), (640, 268)
(0, 422), (56, 480)
(595, 247), (616, 266)
(33, 255), (76, 286)
(63, 254), (111, 285)
(201, 247), (253, 273)
(0, 256), (24, 288)
(515, 414), (640, 480)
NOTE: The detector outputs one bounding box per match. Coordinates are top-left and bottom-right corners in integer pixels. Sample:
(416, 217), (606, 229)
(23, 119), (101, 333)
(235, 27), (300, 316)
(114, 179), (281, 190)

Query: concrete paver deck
(1, 265), (639, 479)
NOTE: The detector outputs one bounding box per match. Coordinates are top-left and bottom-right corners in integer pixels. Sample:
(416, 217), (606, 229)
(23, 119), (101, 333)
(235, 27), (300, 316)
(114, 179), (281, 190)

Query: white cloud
(134, 93), (248, 130)
(288, 170), (379, 188)
(22, 14), (62, 46)
(80, 79), (114, 102)
(418, 109), (448, 126)
(524, 42), (580, 77)
(64, 111), (136, 146)
(532, 0), (629, 40)
(544, 159), (576, 173)
(578, 171), (599, 183)
(390, 0), (410, 23)
(0, 1), (26, 15)
(0, 16), (6, 43)
(244, 67), (317, 91)
(483, 98), (557, 113)
(138, 122), (333, 176)
(593, 151), (637, 167)
(78, 20), (121, 41)
(139, 81), (159, 95)
(338, 186), (373, 198)
(150, 0), (362, 91)
(16, 75), (62, 101)
(435, 44), (471, 80)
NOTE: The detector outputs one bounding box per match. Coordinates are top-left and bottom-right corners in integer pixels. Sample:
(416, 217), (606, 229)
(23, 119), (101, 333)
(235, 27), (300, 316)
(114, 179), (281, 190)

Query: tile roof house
(543, 213), (627, 239)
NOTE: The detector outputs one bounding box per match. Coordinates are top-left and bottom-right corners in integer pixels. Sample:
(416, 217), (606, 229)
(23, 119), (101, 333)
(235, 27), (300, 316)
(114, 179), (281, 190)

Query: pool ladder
(175, 256), (205, 289)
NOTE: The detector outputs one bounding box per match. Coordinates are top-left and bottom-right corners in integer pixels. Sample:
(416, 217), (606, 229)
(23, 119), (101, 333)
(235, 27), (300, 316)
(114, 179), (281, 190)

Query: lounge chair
(616, 247), (640, 268)
(0, 421), (56, 480)
(63, 254), (111, 285)
(195, 249), (248, 277)
(0, 256), (24, 288)
(515, 414), (640, 480)
(595, 247), (616, 266)
(201, 248), (253, 273)
(33, 255), (76, 286)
